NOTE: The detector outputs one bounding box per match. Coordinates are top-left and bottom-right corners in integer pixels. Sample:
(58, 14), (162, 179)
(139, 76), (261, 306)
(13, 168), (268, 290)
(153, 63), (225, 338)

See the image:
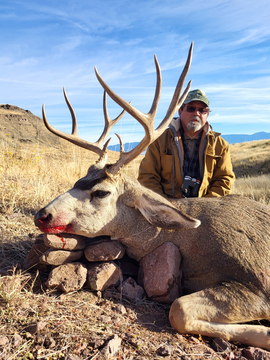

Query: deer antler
(42, 88), (126, 165)
(95, 42), (193, 174)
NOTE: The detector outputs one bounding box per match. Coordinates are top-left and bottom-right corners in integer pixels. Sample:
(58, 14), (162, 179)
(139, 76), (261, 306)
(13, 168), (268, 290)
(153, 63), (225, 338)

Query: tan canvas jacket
(138, 117), (235, 198)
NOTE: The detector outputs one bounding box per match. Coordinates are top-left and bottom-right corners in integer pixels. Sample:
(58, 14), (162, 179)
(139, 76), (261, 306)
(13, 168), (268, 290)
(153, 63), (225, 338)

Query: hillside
(0, 104), (62, 147)
(230, 139), (270, 177)
(2, 104), (270, 179)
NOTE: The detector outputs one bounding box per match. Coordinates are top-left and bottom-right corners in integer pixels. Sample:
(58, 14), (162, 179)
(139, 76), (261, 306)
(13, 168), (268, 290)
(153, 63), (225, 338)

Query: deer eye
(91, 190), (111, 200)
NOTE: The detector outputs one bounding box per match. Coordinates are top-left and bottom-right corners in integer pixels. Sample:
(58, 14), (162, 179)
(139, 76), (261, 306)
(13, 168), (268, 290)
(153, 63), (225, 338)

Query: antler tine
(148, 54), (162, 119)
(95, 42), (193, 174)
(95, 91), (126, 147)
(63, 87), (78, 135)
(42, 90), (108, 159)
(155, 42), (193, 135)
(115, 133), (125, 154)
(94, 55), (161, 139)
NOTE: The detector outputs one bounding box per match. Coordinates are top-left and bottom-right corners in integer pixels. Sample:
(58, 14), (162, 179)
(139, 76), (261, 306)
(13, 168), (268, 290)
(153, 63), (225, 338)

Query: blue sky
(1, 0), (270, 145)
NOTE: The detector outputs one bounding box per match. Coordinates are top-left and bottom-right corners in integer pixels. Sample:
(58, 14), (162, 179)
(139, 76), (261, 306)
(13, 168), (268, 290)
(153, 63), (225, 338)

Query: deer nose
(34, 209), (53, 226)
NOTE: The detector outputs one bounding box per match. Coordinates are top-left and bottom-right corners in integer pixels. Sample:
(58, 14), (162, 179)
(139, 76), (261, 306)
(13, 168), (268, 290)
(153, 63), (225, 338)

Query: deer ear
(133, 194), (200, 229)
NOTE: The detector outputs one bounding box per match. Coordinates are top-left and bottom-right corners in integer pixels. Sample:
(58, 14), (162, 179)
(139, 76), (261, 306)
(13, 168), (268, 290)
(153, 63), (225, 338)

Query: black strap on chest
(180, 127), (202, 180)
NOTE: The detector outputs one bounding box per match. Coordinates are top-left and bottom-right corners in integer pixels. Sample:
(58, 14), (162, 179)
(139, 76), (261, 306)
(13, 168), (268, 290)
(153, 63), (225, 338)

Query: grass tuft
(0, 136), (269, 358)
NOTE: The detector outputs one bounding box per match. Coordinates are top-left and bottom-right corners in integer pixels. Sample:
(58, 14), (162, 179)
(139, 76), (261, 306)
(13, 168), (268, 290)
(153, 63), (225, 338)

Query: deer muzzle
(34, 209), (73, 234)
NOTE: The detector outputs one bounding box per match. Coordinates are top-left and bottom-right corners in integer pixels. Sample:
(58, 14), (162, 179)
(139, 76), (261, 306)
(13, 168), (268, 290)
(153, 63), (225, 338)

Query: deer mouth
(37, 221), (73, 234)
(34, 210), (74, 234)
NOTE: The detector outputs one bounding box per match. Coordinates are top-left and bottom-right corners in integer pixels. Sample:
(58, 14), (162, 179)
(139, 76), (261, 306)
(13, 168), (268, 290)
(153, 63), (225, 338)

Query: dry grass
(0, 135), (142, 256)
(0, 136), (270, 359)
(1, 136), (97, 212)
(0, 135), (141, 212)
(230, 138), (270, 205)
(231, 139), (270, 178)
(232, 174), (270, 204)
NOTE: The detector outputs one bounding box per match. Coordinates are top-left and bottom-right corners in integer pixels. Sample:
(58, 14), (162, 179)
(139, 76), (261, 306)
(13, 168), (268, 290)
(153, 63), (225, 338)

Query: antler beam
(95, 42), (193, 174)
(42, 88), (126, 164)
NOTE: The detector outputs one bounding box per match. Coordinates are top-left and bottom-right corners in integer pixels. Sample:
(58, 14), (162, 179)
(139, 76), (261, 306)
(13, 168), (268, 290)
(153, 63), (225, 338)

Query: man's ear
(131, 193), (201, 230)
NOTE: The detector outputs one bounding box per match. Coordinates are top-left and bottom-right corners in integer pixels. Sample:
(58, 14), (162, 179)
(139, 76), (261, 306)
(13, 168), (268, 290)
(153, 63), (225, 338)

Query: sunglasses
(186, 105), (209, 115)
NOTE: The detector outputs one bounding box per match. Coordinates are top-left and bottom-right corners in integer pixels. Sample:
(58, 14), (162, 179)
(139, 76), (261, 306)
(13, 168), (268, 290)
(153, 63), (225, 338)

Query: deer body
(35, 44), (270, 349)
(36, 168), (270, 296)
(35, 167), (270, 349)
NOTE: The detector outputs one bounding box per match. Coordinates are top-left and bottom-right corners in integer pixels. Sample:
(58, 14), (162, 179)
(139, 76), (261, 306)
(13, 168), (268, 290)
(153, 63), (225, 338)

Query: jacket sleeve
(204, 140), (235, 197)
(137, 140), (167, 197)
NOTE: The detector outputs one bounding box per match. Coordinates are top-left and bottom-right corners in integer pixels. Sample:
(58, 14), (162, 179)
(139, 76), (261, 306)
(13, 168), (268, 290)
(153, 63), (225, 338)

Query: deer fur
(35, 164), (270, 350)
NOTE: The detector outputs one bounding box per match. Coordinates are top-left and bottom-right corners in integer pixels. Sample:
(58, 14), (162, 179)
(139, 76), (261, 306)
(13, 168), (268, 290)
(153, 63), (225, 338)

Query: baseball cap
(183, 89), (209, 107)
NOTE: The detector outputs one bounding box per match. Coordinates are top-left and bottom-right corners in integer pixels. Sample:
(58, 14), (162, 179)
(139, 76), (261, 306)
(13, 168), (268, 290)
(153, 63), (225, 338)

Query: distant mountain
(108, 142), (140, 152)
(222, 132), (270, 144)
(108, 132), (270, 152)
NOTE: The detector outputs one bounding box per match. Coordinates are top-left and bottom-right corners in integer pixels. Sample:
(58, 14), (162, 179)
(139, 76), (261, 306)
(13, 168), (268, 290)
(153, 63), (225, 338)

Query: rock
(86, 262), (123, 291)
(103, 288), (121, 301)
(212, 337), (232, 353)
(40, 248), (84, 265)
(139, 242), (181, 303)
(46, 262), (87, 293)
(23, 234), (50, 271)
(243, 347), (270, 360)
(24, 321), (48, 334)
(0, 335), (9, 346)
(114, 304), (127, 315)
(43, 233), (86, 251)
(101, 334), (122, 358)
(156, 344), (172, 356)
(84, 240), (125, 262)
(118, 277), (144, 302)
(118, 257), (139, 279)
(44, 337), (56, 349)
(13, 334), (23, 347)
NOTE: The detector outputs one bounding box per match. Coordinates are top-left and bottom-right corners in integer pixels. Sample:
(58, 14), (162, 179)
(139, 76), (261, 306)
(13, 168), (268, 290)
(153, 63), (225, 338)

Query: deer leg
(169, 282), (270, 350)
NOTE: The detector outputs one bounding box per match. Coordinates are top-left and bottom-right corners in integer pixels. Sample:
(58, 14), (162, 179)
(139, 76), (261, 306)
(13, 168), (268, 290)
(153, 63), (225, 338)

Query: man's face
(179, 101), (209, 137)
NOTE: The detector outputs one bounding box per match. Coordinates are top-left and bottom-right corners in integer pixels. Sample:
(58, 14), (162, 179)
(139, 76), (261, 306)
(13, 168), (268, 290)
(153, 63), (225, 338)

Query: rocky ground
(1, 234), (270, 360)
(1, 268), (268, 360)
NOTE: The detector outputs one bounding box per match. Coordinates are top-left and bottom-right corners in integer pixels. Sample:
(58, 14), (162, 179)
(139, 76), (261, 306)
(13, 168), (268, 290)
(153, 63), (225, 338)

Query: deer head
(35, 42), (200, 246)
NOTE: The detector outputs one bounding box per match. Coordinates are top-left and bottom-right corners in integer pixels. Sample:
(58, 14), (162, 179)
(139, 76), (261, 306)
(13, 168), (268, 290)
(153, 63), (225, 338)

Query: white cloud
(1, 0), (270, 142)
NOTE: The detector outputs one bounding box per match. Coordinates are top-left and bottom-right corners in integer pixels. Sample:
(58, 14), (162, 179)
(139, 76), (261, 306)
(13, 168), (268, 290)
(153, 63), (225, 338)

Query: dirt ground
(0, 231), (269, 360)
(0, 173), (269, 360)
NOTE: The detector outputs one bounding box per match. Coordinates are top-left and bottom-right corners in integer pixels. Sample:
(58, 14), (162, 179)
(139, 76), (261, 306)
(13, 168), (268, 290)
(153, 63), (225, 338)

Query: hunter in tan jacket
(138, 89), (235, 199)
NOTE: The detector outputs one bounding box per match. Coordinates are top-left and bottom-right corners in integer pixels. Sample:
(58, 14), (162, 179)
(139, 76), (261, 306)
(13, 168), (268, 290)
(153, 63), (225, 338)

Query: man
(138, 89), (235, 198)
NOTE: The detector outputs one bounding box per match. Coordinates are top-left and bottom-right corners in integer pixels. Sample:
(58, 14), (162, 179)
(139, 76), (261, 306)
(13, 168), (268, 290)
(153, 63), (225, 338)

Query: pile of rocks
(24, 233), (182, 304)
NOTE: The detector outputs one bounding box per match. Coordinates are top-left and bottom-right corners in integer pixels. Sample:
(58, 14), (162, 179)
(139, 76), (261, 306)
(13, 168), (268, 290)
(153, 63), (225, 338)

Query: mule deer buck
(35, 43), (270, 350)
